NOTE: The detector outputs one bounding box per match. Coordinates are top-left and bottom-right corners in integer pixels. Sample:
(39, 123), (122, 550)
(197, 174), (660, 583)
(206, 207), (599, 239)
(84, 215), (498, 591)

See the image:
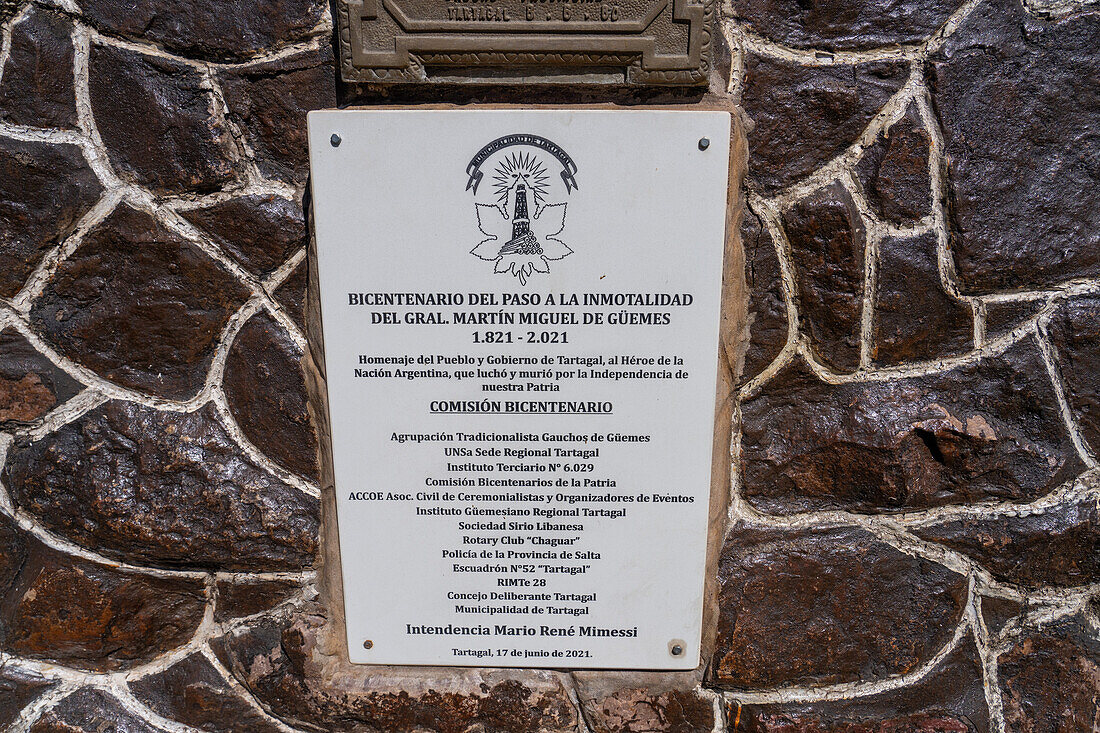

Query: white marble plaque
(308, 110), (730, 669)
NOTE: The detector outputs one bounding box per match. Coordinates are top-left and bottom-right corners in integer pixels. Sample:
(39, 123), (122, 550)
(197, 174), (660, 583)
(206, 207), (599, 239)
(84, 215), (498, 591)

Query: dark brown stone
(30, 205), (250, 400)
(980, 595), (1025, 636)
(0, 327), (82, 425)
(30, 688), (162, 733)
(0, 513), (205, 671)
(0, 669), (55, 729)
(733, 0), (959, 51)
(274, 261), (307, 329)
(741, 339), (1081, 513)
(710, 523), (967, 689)
(929, 0), (1100, 294)
(740, 203), (788, 384)
(81, 0), (325, 62)
(89, 44), (237, 195)
(212, 605), (579, 732)
(131, 653), (284, 733)
(742, 55), (908, 194)
(873, 232), (972, 365)
(1046, 296), (1100, 454)
(224, 312), (318, 480)
(855, 106), (932, 225)
(728, 637), (988, 731)
(998, 618), (1100, 732)
(182, 194), (306, 278)
(581, 688), (714, 733)
(3, 400), (319, 571)
(0, 7), (77, 129)
(783, 182), (865, 372)
(984, 299), (1046, 339)
(219, 47), (336, 186)
(0, 137), (102, 299)
(915, 499), (1100, 589)
(215, 577), (301, 622)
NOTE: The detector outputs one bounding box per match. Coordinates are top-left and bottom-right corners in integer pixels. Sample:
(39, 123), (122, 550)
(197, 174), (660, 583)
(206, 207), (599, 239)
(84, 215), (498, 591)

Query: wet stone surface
(223, 312), (319, 480)
(741, 56), (909, 195)
(0, 668), (55, 729)
(1045, 295), (1100, 455)
(728, 637), (988, 731)
(732, 0), (959, 51)
(930, 0), (1100, 294)
(914, 498), (1100, 589)
(998, 617), (1100, 732)
(0, 513), (206, 671)
(29, 205), (250, 400)
(3, 400), (319, 572)
(31, 688), (164, 733)
(182, 194), (306, 278)
(89, 43), (237, 195)
(855, 105), (932, 225)
(0, 136), (102, 299)
(740, 339), (1081, 513)
(218, 47), (336, 186)
(81, 0), (326, 62)
(215, 577), (302, 622)
(0, 327), (82, 426)
(711, 523), (967, 689)
(0, 7), (77, 129)
(872, 231), (972, 366)
(739, 204), (788, 384)
(782, 182), (865, 372)
(579, 688), (715, 733)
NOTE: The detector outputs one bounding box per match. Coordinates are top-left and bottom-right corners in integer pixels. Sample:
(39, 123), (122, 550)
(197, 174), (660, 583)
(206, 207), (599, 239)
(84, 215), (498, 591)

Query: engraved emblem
(465, 135), (578, 285)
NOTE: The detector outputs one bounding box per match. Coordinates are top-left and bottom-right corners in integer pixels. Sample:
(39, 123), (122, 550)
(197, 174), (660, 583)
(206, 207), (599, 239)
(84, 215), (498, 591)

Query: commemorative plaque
(336, 0), (711, 84)
(308, 110), (730, 669)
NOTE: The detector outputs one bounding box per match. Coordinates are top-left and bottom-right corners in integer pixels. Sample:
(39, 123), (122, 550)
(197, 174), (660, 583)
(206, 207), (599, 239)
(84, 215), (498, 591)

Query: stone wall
(0, 0), (1096, 730)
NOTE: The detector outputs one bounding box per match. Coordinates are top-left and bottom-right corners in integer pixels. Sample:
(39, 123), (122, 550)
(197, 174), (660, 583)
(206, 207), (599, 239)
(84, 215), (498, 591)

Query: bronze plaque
(336, 0), (712, 85)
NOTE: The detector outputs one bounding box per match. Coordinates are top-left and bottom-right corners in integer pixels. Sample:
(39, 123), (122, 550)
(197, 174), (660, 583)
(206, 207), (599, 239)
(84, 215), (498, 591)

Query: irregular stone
(740, 204), (787, 384)
(0, 137), (102, 299)
(0, 669), (55, 729)
(89, 44), (237, 194)
(182, 194), (306, 277)
(4, 400), (318, 571)
(873, 231), (972, 365)
(998, 618), (1100, 731)
(274, 261), (307, 329)
(212, 605), (579, 732)
(855, 105), (932, 225)
(783, 182), (865, 372)
(929, 0), (1100, 294)
(0, 7), (77, 129)
(0, 513), (205, 671)
(984, 298), (1046, 339)
(580, 688), (714, 733)
(81, 0), (325, 62)
(710, 523), (967, 689)
(215, 577), (302, 621)
(741, 339), (1081, 513)
(224, 312), (318, 479)
(1046, 296), (1100, 453)
(733, 0), (959, 51)
(30, 688), (162, 733)
(0, 327), (82, 426)
(980, 595), (1025, 636)
(30, 205), (250, 400)
(131, 653), (284, 733)
(728, 637), (988, 731)
(915, 499), (1100, 588)
(218, 47), (337, 185)
(742, 55), (908, 194)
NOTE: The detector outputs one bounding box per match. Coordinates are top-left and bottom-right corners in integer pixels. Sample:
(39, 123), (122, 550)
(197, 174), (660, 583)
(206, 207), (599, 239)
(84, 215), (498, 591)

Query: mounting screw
(363, 639), (373, 649)
(330, 133), (342, 148)
(697, 137), (710, 151)
(671, 644), (684, 656)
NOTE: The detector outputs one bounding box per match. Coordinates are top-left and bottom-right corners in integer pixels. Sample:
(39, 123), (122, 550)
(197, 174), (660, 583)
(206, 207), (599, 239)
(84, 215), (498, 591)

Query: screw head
(698, 137), (710, 151)
(330, 133), (342, 148)
(363, 639), (373, 649)
(671, 644), (684, 656)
